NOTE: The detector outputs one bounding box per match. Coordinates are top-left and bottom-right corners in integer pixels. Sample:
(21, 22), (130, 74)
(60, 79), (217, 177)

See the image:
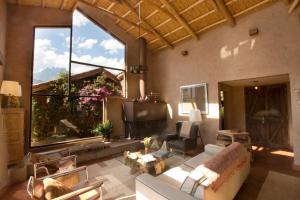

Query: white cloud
(72, 53), (125, 73)
(77, 39), (98, 49)
(100, 39), (124, 54)
(65, 36), (70, 44)
(73, 10), (89, 27)
(33, 38), (69, 73)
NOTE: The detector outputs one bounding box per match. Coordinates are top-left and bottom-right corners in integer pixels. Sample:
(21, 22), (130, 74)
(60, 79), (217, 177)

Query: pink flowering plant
(78, 75), (121, 112)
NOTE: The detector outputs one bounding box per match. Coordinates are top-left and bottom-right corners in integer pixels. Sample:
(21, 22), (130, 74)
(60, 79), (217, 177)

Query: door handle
(262, 116), (265, 124)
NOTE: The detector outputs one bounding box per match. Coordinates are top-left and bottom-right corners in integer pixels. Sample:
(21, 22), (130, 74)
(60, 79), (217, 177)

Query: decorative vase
(144, 147), (149, 154)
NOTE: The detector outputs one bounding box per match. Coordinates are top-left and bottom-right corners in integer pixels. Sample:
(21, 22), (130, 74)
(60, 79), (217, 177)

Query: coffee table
(123, 151), (166, 175)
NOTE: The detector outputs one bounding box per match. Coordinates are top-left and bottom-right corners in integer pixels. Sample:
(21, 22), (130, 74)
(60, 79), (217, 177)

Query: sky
(33, 10), (125, 82)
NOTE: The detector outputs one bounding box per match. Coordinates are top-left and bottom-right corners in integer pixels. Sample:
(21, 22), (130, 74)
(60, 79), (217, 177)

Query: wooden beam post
(288, 0), (300, 14)
(120, 0), (173, 48)
(213, 0), (236, 26)
(159, 0), (199, 40)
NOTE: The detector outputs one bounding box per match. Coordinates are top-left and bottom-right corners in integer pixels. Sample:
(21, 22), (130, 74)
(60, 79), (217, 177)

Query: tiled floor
(2, 146), (300, 200)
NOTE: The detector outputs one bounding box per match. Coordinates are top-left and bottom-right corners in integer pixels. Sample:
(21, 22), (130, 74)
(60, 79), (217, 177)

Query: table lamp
(189, 109), (204, 147)
(189, 109), (202, 124)
(0, 80), (22, 108)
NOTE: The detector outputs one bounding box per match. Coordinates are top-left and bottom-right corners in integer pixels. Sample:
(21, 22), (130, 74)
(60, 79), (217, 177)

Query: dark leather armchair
(166, 121), (199, 156)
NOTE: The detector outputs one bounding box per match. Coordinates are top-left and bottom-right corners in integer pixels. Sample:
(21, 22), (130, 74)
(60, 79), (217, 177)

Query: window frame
(29, 12), (127, 148)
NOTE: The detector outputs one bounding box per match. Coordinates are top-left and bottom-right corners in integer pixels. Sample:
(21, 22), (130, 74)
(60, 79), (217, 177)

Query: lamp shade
(0, 81), (22, 96)
(189, 109), (202, 122)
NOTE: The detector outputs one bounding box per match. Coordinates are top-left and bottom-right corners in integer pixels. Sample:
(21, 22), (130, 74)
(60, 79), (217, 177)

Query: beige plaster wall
(0, 0), (7, 82)
(5, 4), (140, 151)
(223, 86), (246, 131)
(148, 3), (300, 165)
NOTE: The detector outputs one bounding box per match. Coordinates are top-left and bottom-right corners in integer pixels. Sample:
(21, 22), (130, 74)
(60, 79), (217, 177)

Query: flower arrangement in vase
(143, 137), (152, 154)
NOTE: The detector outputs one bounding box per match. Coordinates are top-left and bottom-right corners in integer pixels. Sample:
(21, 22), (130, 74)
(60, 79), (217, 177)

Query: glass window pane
(31, 95), (103, 147)
(70, 63), (124, 97)
(32, 28), (70, 95)
(71, 10), (125, 70)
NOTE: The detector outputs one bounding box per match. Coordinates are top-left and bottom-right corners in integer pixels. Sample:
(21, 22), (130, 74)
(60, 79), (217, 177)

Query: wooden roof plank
(159, 0), (199, 40)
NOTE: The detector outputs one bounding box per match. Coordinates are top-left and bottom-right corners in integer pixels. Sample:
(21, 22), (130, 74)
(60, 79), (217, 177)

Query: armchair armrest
(136, 174), (197, 200)
(34, 155), (77, 178)
(165, 134), (178, 141)
(53, 180), (103, 200)
(39, 166), (88, 181)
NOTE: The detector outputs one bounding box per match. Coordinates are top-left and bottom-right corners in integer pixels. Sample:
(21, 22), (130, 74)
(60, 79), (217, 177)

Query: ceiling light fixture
(129, 0), (143, 74)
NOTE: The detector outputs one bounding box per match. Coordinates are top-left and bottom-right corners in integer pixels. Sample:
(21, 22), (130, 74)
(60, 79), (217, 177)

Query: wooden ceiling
(6, 0), (299, 52)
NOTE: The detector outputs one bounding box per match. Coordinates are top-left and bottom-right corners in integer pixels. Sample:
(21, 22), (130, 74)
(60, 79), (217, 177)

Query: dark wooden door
(245, 84), (289, 148)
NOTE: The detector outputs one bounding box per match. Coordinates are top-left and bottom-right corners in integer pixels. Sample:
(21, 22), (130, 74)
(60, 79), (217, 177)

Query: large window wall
(31, 10), (126, 147)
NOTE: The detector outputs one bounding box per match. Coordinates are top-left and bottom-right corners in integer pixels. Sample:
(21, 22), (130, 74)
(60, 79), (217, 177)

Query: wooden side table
(216, 130), (252, 157)
(123, 151), (166, 175)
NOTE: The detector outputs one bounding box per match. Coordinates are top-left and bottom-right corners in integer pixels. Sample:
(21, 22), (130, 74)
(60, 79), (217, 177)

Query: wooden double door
(245, 84), (289, 148)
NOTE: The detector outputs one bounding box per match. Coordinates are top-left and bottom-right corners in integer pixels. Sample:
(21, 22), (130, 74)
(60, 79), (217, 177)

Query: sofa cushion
(157, 164), (193, 189)
(184, 152), (212, 169)
(43, 178), (72, 200)
(204, 144), (225, 155)
(180, 168), (206, 195)
(168, 139), (186, 150)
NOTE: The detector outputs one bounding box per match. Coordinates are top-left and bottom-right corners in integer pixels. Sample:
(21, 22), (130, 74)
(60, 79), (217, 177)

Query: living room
(0, 0), (300, 199)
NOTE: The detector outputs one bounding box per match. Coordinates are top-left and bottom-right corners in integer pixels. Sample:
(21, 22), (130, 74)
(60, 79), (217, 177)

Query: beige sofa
(136, 144), (250, 200)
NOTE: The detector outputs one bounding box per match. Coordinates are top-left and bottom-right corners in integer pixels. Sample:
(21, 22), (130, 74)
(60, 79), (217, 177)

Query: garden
(31, 71), (121, 146)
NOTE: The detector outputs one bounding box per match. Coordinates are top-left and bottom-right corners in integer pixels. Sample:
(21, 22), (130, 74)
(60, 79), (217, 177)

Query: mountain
(33, 67), (68, 84)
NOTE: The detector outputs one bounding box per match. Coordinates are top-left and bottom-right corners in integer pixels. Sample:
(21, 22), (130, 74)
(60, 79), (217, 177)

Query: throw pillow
(56, 173), (80, 189)
(179, 121), (192, 138)
(43, 178), (72, 200)
(180, 168), (206, 195)
(31, 177), (45, 200)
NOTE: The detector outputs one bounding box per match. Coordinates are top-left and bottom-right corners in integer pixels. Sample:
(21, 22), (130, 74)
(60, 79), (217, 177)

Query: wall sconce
(249, 27), (259, 37)
(181, 50), (189, 56)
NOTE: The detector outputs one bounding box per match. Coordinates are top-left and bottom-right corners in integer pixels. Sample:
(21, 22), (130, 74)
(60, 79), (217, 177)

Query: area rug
(87, 153), (190, 200)
(257, 171), (300, 200)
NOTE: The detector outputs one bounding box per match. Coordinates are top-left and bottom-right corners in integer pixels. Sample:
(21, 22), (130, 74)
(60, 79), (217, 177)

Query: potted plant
(92, 120), (113, 141)
(143, 137), (152, 154)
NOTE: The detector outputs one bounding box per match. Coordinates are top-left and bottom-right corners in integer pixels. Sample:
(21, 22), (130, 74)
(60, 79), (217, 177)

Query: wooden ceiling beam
(159, 0), (199, 40)
(288, 0), (300, 14)
(124, 0), (176, 34)
(41, 0), (46, 8)
(17, 0), (22, 6)
(213, 0), (235, 26)
(114, 0), (139, 25)
(60, 0), (65, 9)
(152, 0), (272, 52)
(120, 0), (173, 48)
(146, 0), (176, 21)
(138, 0), (204, 39)
(77, 0), (154, 36)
